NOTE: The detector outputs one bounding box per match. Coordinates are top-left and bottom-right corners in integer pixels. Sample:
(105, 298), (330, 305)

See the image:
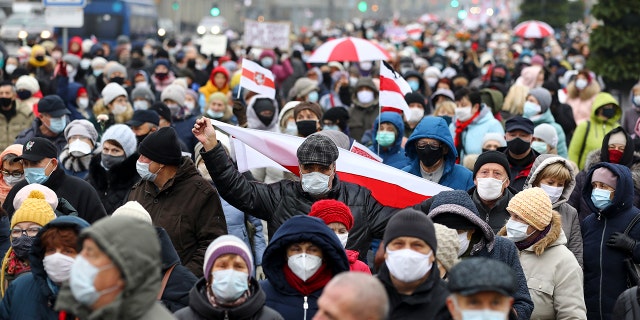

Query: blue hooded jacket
(0, 216), (89, 320)
(369, 112), (409, 169)
(581, 162), (640, 320)
(403, 116), (474, 191)
(260, 215), (349, 320)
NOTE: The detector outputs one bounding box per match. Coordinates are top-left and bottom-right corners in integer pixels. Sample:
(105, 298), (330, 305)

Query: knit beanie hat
(528, 87), (552, 113)
(138, 127), (182, 165)
(506, 187), (552, 231)
(405, 92), (426, 109)
(308, 199), (354, 230)
(64, 119), (99, 145)
(482, 133), (507, 148)
(101, 83), (128, 105)
(91, 57), (107, 70)
(203, 235), (254, 281)
(104, 63), (127, 79)
(293, 102), (323, 121)
(473, 151), (511, 180)
(13, 184), (58, 211)
(11, 190), (56, 229)
(533, 123), (558, 148)
(131, 86), (156, 103)
(434, 223), (460, 272)
(383, 208), (437, 254)
(160, 84), (186, 106)
(608, 131), (627, 146)
(15, 75), (39, 94)
(62, 54), (80, 68)
(591, 167), (618, 189)
(289, 77), (318, 100)
(111, 201), (152, 225)
(101, 124), (137, 158)
(208, 92), (228, 105)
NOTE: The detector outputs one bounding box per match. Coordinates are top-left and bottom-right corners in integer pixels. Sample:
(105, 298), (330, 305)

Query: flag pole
(377, 60), (382, 156)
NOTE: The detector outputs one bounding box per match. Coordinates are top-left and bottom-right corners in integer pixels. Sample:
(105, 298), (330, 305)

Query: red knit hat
(308, 199), (353, 230)
(76, 87), (87, 98)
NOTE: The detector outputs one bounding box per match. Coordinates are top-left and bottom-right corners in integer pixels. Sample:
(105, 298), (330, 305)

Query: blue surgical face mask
(284, 122), (297, 135)
(408, 80), (420, 92)
(301, 171), (332, 196)
(136, 160), (160, 182)
(452, 295), (509, 320)
(307, 91), (319, 103)
(376, 131), (396, 147)
(323, 124), (340, 131)
(70, 255), (117, 306)
(211, 269), (249, 302)
(522, 101), (541, 118)
(25, 159), (52, 184)
(531, 141), (548, 154)
(207, 109), (225, 119)
(48, 116), (67, 134)
(93, 69), (103, 77)
(591, 188), (613, 210)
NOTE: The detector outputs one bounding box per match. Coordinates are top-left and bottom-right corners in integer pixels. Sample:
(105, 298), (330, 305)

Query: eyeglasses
(416, 143), (441, 151)
(1, 170), (23, 178)
(11, 227), (42, 238)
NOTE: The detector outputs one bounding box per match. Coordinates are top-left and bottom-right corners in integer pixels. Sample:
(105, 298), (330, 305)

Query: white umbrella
(514, 20), (554, 38)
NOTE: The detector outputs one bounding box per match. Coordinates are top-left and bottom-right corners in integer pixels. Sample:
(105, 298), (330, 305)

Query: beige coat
(499, 212), (586, 319)
(0, 102), (33, 150)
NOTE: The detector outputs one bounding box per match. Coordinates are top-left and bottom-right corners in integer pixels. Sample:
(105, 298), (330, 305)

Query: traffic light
(210, 4), (220, 16)
(357, 1), (367, 12)
(171, 1), (179, 10)
(450, 0), (459, 8)
(457, 9), (467, 19)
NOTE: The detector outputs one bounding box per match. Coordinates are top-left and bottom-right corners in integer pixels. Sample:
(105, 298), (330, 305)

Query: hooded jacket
(581, 162), (640, 320)
(348, 77), (379, 142)
(497, 213), (586, 319)
(523, 154), (583, 267)
(54, 216), (174, 320)
(259, 215), (349, 320)
(0, 100), (33, 150)
(369, 112), (409, 169)
(449, 104), (504, 160)
(199, 66), (230, 99)
(526, 108), (568, 158)
(568, 93), (621, 170)
(128, 156), (227, 278)
(246, 95), (279, 132)
(86, 153), (141, 215)
(403, 116), (474, 191)
(174, 277), (282, 320)
(0, 216), (89, 320)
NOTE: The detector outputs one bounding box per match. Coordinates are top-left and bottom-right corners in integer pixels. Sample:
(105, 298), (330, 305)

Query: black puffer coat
(86, 153), (140, 215)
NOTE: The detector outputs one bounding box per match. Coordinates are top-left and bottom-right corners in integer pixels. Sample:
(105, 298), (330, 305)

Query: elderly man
(193, 117), (399, 260)
(314, 272), (389, 320)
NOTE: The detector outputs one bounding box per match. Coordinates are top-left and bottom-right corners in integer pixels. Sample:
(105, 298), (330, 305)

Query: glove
(232, 100), (247, 127)
(607, 232), (637, 253)
(255, 265), (266, 280)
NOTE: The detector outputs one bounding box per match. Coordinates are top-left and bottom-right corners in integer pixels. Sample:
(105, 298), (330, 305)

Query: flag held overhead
(239, 58), (276, 99)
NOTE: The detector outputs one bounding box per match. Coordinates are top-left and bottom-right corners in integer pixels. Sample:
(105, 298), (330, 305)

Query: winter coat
(199, 66), (230, 99)
(128, 156), (227, 278)
(469, 186), (515, 233)
(377, 262), (451, 320)
(346, 249), (371, 273)
(527, 108), (568, 158)
(497, 146), (540, 193)
(449, 104), (504, 161)
(403, 116), (474, 191)
(221, 196), (266, 267)
(156, 227), (198, 312)
(568, 93), (621, 170)
(581, 162), (640, 320)
(174, 278), (282, 320)
(259, 215), (350, 320)
(0, 101), (33, 150)
(550, 100), (576, 144)
(0, 216), (89, 320)
(427, 204), (534, 319)
(86, 153), (141, 215)
(369, 112), (409, 169)
(54, 216), (175, 320)
(612, 286), (640, 320)
(348, 78), (379, 142)
(498, 213), (586, 319)
(621, 106), (640, 138)
(523, 154), (584, 267)
(565, 80), (600, 124)
(14, 118), (67, 155)
(201, 143), (401, 261)
(2, 166), (107, 223)
(56, 75), (88, 121)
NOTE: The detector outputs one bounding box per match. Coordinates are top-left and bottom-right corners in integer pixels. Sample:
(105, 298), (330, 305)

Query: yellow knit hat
(10, 190), (56, 230)
(506, 187), (552, 231)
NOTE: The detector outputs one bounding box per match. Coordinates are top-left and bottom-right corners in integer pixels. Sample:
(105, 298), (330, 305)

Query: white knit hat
(15, 75), (39, 94)
(101, 83), (128, 105)
(91, 57), (107, 69)
(100, 124), (136, 157)
(533, 123), (558, 148)
(160, 84), (186, 106)
(111, 201), (152, 225)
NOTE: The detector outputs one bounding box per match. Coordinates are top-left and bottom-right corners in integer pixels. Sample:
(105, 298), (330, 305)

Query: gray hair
(325, 272), (389, 320)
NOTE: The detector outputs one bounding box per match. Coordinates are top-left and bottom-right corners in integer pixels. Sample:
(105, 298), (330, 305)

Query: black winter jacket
(86, 153), (141, 215)
(157, 227), (198, 312)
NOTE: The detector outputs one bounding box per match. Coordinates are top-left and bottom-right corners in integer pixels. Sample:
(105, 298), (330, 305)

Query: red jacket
(347, 250), (371, 274)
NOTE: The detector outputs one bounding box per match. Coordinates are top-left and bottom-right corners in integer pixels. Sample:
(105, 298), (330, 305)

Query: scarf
(6, 250), (30, 276)
(454, 110), (481, 160)
(283, 263), (332, 296)
(206, 285), (250, 308)
(515, 223), (551, 251)
(58, 147), (98, 173)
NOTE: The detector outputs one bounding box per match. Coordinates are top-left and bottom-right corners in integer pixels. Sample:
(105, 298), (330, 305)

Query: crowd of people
(0, 16), (636, 320)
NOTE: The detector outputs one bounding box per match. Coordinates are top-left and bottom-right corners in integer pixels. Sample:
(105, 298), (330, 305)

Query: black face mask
(601, 108), (616, 119)
(253, 98), (276, 127)
(507, 137), (531, 155)
(130, 58), (145, 69)
(155, 72), (168, 80)
(417, 146), (444, 167)
(136, 134), (148, 145)
(440, 115), (452, 126)
(0, 97), (12, 108)
(35, 56), (45, 62)
(16, 90), (31, 100)
(110, 77), (125, 85)
(296, 120), (318, 137)
(102, 154), (126, 170)
(11, 236), (35, 259)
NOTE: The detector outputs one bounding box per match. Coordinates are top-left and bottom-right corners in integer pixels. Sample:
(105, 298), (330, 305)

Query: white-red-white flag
(379, 61), (412, 115)
(239, 58), (276, 99)
(213, 120), (450, 208)
(350, 141), (382, 162)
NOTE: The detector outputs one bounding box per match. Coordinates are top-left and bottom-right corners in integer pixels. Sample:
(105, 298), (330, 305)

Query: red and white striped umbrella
(514, 20), (554, 38)
(306, 37), (391, 63)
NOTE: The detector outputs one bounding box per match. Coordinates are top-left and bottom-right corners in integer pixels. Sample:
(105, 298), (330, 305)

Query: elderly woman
(498, 187), (586, 319)
(59, 120), (100, 179)
(204, 92), (236, 124)
(93, 83), (133, 130)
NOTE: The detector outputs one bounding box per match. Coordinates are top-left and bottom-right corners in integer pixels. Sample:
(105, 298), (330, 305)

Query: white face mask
(476, 178), (506, 201)
(506, 219), (532, 242)
(43, 253), (76, 283)
(185, 101), (196, 111)
(357, 90), (375, 104)
(426, 77), (438, 88)
(80, 59), (91, 70)
(69, 139), (92, 157)
(633, 95), (640, 106)
(385, 248), (433, 282)
(301, 171), (331, 196)
(452, 296), (509, 320)
(458, 231), (470, 257)
(112, 103), (127, 115)
(5, 64), (17, 75)
(288, 253), (322, 281)
(336, 233), (348, 248)
(407, 107), (425, 123)
(455, 106), (473, 122)
(133, 100), (149, 110)
(3, 174), (23, 186)
(135, 82), (149, 89)
(540, 183), (563, 204)
(575, 79), (588, 90)
(77, 98), (89, 110)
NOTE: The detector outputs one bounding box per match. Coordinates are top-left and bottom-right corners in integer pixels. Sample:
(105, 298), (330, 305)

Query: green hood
(55, 216), (161, 320)
(590, 92), (621, 124)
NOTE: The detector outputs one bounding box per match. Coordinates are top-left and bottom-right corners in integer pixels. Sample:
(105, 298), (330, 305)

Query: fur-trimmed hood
(523, 154), (577, 209)
(498, 211), (564, 256)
